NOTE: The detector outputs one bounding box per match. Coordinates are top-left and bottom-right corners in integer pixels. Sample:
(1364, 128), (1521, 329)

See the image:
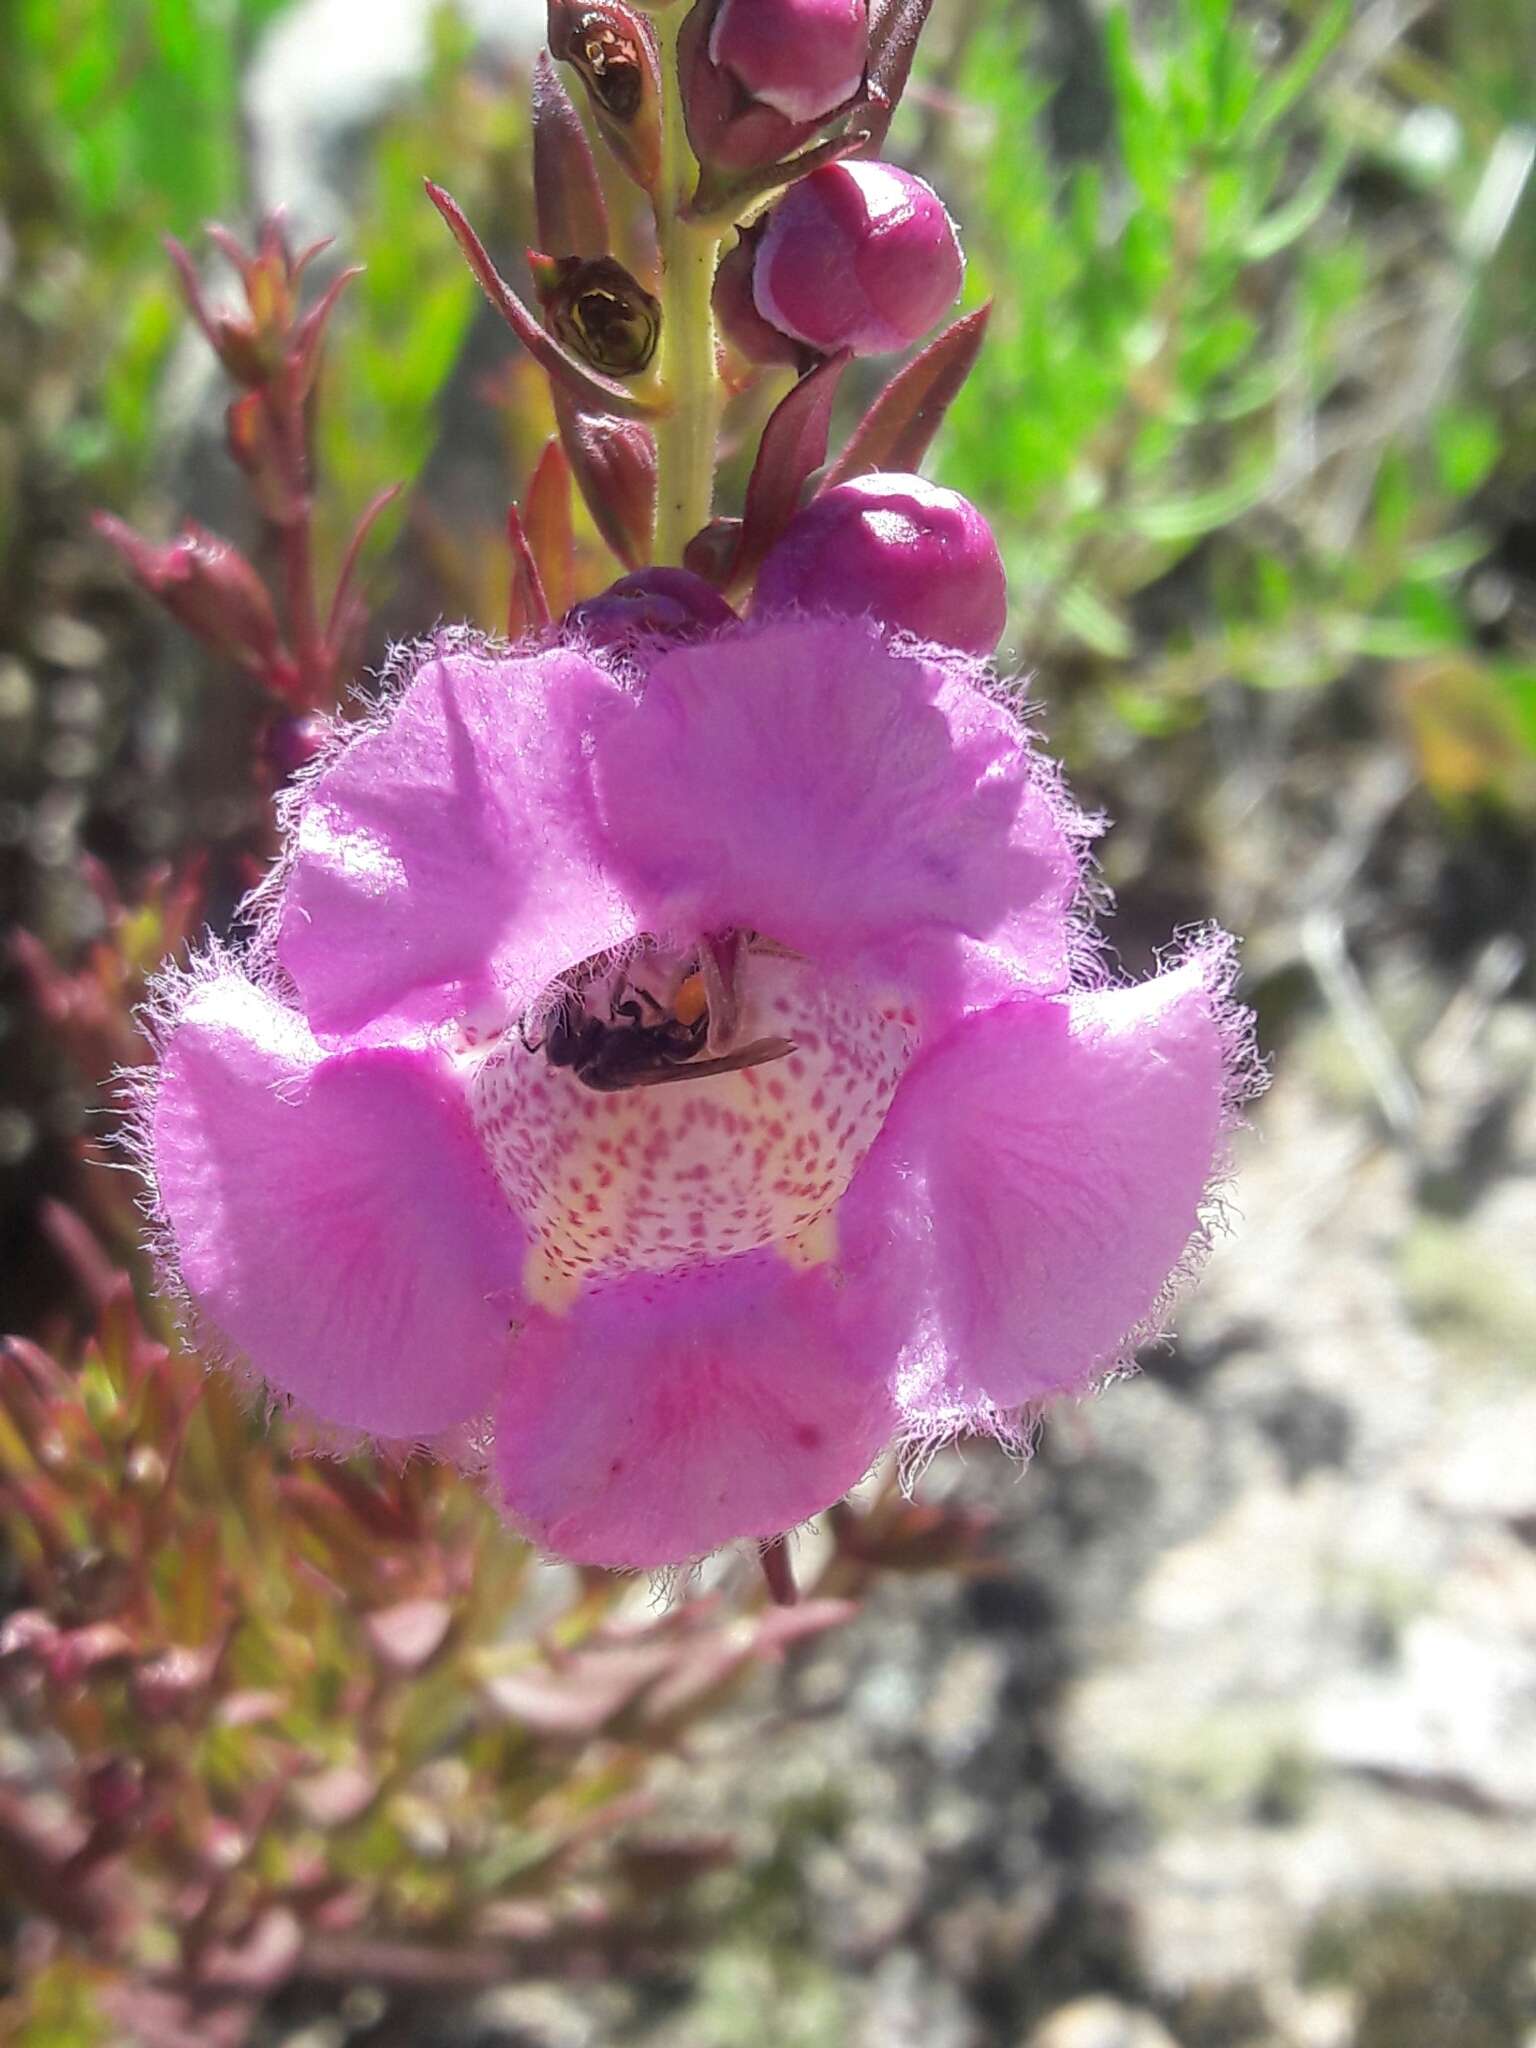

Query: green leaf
(1127, 449), (1274, 541)
(1432, 406), (1503, 495)
(1058, 579), (1136, 658)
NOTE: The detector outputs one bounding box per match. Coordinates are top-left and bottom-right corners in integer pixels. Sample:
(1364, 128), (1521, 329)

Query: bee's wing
(617, 1037), (797, 1089)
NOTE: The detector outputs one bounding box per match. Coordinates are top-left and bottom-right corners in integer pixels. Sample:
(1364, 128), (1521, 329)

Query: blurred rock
(247, 0), (544, 235)
(1023, 1999), (1181, 2048)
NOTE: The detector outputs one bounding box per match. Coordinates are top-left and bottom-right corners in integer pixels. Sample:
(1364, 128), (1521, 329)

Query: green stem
(652, 10), (722, 565)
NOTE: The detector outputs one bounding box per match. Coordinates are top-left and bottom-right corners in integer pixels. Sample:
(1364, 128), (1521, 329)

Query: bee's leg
(699, 929), (747, 1055)
(745, 932), (804, 962)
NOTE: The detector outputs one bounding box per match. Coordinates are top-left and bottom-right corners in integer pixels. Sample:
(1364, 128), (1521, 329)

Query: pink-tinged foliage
(137, 601), (1256, 1569)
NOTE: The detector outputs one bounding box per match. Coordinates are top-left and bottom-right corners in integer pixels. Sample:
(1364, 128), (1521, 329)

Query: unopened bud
(566, 567), (737, 653)
(532, 254), (660, 376)
(752, 162), (963, 358)
(94, 515), (289, 679)
(166, 218), (314, 388)
(711, 0), (866, 121)
(683, 0), (868, 174)
(751, 472), (1007, 655)
(548, 2), (663, 193)
(555, 400), (657, 571)
(262, 712), (329, 783)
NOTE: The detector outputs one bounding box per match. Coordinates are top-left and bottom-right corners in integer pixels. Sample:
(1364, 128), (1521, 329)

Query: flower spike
(122, 0), (1262, 1574)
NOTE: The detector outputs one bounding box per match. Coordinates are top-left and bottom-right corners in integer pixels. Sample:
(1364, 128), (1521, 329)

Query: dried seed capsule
(547, 1), (663, 193)
(533, 254), (662, 377)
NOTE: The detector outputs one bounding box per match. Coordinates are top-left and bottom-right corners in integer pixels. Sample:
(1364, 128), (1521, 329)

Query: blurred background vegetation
(2, 1), (1534, 2044)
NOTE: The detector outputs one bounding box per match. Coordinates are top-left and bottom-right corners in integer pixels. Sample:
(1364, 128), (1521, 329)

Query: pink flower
(136, 607), (1253, 1569)
(751, 162), (964, 357)
(753, 472), (1009, 655)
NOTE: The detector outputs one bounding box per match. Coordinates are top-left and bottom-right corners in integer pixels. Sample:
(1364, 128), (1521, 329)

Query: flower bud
(531, 254), (660, 376)
(684, 0), (868, 173)
(555, 400), (657, 571)
(94, 514), (292, 680)
(548, 1), (662, 193)
(565, 567), (737, 652)
(751, 472), (1007, 655)
(751, 162), (963, 358)
(263, 712), (329, 784)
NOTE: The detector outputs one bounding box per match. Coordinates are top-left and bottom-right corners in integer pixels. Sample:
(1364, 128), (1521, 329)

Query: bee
(521, 941), (794, 1092)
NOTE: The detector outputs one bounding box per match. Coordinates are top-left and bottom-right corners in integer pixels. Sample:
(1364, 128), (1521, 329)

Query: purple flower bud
(565, 567), (738, 653)
(681, 0), (867, 175)
(709, 0), (867, 123)
(751, 472), (1007, 655)
(263, 712), (329, 784)
(752, 162), (963, 358)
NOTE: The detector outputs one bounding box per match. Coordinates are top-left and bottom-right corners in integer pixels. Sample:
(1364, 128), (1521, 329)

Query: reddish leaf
(291, 1765), (378, 1830)
(425, 181), (657, 419)
(752, 1597), (859, 1651)
(193, 1905), (305, 1994)
(860, 0), (939, 155)
(364, 1597), (452, 1675)
(292, 264), (364, 394)
(732, 351), (850, 587)
(507, 505), (552, 638)
(533, 51), (609, 258)
(325, 482), (404, 647)
(824, 303), (991, 488)
(524, 439), (577, 616)
(481, 1644), (675, 1737)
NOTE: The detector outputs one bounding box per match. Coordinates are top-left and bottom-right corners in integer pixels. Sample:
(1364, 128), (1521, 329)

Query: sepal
(824, 303), (991, 485)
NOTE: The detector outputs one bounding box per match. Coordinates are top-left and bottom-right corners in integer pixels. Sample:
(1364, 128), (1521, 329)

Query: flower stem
(760, 1535), (798, 1607)
(652, 11), (721, 566)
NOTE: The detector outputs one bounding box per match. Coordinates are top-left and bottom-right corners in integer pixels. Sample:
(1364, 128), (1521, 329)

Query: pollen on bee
(673, 972), (708, 1027)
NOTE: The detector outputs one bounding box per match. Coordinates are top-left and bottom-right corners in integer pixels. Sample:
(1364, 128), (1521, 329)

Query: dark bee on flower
(523, 940), (794, 1091)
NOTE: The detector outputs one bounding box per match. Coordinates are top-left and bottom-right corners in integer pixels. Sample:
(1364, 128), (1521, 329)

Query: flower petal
(591, 615), (1080, 973)
(151, 969), (524, 1437)
(494, 1250), (902, 1567)
(276, 643), (635, 1039)
(843, 949), (1246, 1420)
